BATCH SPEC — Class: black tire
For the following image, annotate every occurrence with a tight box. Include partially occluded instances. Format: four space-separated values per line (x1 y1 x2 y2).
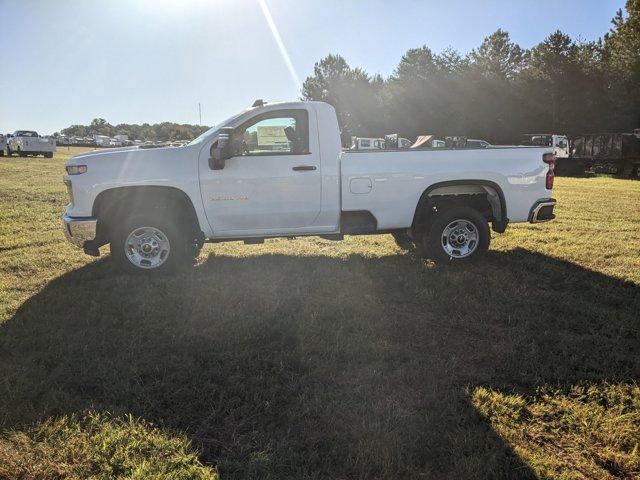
109 212 197 274
18 148 26 157
6 147 12 156
420 206 490 264
0 150 4 157
44 152 53 158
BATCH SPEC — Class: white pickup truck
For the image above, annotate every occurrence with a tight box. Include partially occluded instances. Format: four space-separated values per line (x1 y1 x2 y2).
62 101 557 272
7 130 56 158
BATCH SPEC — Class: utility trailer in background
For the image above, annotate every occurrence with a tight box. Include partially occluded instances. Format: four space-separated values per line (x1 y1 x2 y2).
567 132 640 178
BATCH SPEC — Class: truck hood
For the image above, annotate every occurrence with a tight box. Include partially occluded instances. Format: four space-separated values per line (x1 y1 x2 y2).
71 146 139 157
67 145 194 167
65 145 202 184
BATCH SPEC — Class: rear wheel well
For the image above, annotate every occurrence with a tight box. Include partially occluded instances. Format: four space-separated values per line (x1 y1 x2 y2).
412 182 505 235
92 186 203 247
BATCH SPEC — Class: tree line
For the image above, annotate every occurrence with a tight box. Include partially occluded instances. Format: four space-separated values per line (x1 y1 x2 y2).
301 1 640 144
58 2 638 145
60 118 209 142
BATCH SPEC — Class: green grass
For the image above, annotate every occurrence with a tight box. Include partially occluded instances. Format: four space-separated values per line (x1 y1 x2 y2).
0 148 639 479
0 412 217 480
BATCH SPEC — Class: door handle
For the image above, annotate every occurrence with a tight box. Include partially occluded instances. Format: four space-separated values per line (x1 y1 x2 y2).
292 165 316 171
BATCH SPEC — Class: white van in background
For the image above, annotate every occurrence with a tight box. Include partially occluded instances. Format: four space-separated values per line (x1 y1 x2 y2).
351 137 385 150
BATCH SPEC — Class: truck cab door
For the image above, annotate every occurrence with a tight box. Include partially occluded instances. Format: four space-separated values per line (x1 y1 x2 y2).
198 108 322 236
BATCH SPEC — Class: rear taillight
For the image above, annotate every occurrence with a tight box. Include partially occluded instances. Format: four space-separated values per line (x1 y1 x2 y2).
543 153 556 189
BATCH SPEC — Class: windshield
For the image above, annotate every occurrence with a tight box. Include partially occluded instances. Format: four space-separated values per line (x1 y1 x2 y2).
187 110 249 146
16 130 38 137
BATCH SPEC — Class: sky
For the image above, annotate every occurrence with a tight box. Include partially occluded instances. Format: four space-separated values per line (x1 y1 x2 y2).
0 0 626 134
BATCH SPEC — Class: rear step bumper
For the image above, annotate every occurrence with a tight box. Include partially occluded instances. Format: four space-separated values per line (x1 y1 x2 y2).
529 199 557 223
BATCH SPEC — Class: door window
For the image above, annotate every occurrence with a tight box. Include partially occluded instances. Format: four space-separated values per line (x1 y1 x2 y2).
232 110 309 156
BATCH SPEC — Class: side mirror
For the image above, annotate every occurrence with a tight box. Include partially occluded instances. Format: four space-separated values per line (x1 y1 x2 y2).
209 128 234 170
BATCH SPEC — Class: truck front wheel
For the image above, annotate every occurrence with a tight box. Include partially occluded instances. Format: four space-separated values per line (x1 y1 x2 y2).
110 213 197 273
421 206 490 263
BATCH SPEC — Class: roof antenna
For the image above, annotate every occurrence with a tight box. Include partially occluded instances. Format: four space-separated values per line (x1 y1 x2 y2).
252 99 266 107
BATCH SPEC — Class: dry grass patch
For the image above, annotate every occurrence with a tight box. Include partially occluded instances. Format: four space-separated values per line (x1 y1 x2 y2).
473 384 640 479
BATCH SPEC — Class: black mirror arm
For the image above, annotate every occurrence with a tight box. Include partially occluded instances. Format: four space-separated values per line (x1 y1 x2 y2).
209 146 226 170
209 155 224 170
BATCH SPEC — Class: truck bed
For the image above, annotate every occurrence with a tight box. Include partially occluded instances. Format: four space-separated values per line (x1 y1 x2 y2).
340 146 552 228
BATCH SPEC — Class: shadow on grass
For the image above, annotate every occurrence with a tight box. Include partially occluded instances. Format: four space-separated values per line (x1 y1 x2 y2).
1 248 638 479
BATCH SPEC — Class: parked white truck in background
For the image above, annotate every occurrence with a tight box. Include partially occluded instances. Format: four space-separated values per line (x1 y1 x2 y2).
114 134 129 146
7 131 56 157
94 135 111 147
521 134 569 158
352 136 412 150
62 101 557 273
0 134 6 156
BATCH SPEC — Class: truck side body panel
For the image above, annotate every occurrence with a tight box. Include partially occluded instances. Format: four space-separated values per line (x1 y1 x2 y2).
64 146 211 236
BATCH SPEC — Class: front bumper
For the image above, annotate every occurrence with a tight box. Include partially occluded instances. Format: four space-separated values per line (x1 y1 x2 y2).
61 214 97 248
529 199 557 223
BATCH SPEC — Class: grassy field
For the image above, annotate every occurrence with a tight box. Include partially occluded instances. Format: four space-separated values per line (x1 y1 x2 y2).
0 146 639 479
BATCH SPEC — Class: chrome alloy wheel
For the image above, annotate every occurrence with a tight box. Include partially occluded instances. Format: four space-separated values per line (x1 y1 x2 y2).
124 226 171 269
441 219 479 259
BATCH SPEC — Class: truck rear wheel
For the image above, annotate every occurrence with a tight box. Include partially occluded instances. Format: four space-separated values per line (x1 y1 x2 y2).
110 212 197 273
421 206 490 263
44 152 53 158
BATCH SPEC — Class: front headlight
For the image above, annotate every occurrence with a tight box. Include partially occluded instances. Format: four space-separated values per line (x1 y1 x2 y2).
66 165 87 175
